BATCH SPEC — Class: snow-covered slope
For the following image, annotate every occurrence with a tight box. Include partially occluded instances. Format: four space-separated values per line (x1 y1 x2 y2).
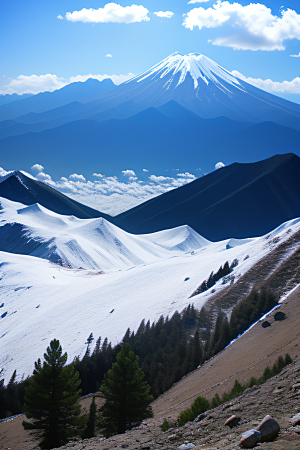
0 197 209 271
128 52 243 93
1 197 300 382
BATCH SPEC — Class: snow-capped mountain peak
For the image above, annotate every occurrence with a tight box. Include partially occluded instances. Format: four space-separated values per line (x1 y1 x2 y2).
128 52 243 92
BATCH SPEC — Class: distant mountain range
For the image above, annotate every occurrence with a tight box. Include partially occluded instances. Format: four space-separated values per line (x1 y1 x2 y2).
1 153 300 241
0 52 299 176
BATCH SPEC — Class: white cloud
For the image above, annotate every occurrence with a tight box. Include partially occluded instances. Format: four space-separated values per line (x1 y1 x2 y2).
183 1 300 51
2 74 66 95
142 168 149 172
149 175 172 182
215 162 225 169
93 173 105 178
106 54 112 57
122 169 136 177
154 11 174 19
66 3 150 24
188 0 210 3
0 73 134 95
57 14 63 20
36 172 52 182
232 70 300 93
31 164 44 173
291 52 300 57
177 172 196 180
1 165 198 215
69 173 86 182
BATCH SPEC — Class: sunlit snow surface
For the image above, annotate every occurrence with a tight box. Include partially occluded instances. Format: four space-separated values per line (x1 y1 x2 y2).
1 197 300 382
127 52 244 92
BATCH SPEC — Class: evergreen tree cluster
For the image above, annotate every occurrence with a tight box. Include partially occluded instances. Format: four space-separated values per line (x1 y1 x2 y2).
0 369 26 419
229 288 278 340
0 287 280 424
191 260 237 297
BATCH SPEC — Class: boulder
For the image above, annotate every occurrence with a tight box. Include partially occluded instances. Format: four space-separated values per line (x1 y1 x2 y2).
225 415 241 428
194 412 207 422
256 415 280 442
291 412 300 426
239 429 261 448
179 444 195 450
262 321 271 328
274 311 286 321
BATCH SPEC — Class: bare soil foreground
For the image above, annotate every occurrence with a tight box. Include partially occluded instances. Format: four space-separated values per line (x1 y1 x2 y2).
1 286 300 450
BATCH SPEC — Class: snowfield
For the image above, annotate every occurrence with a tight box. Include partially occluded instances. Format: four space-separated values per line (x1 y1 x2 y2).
1 197 300 382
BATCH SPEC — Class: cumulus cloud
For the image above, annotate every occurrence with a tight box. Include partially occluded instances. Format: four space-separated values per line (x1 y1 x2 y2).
232 70 300 93
291 52 300 57
183 1 300 51
215 162 225 169
57 14 63 20
0 73 134 95
69 173 86 182
93 173 105 178
149 175 172 182
36 172 52 182
177 172 196 179
66 3 150 24
31 163 44 173
106 54 112 57
1 164 198 215
154 11 174 19
122 169 136 177
142 168 149 172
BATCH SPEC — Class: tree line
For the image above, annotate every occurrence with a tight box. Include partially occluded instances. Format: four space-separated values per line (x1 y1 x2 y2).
0 287 279 423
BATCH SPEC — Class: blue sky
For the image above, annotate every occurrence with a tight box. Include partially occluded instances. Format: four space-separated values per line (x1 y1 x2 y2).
1 0 300 102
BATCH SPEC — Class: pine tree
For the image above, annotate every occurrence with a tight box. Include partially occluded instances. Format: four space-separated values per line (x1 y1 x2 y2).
99 343 153 436
82 395 96 439
22 339 81 449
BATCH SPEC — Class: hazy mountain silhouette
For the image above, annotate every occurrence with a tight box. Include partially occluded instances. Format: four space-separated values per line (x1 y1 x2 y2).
0 78 115 121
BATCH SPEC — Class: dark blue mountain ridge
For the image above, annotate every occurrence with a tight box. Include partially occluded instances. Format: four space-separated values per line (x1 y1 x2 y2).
0 171 109 220
112 153 300 241
1 154 299 242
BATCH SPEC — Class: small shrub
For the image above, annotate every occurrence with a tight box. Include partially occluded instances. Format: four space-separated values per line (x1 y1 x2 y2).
161 419 170 431
178 408 194 426
191 396 210 417
285 353 292 365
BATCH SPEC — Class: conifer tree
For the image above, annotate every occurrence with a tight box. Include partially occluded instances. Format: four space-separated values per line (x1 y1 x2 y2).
22 339 81 449
82 395 96 438
99 343 153 436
